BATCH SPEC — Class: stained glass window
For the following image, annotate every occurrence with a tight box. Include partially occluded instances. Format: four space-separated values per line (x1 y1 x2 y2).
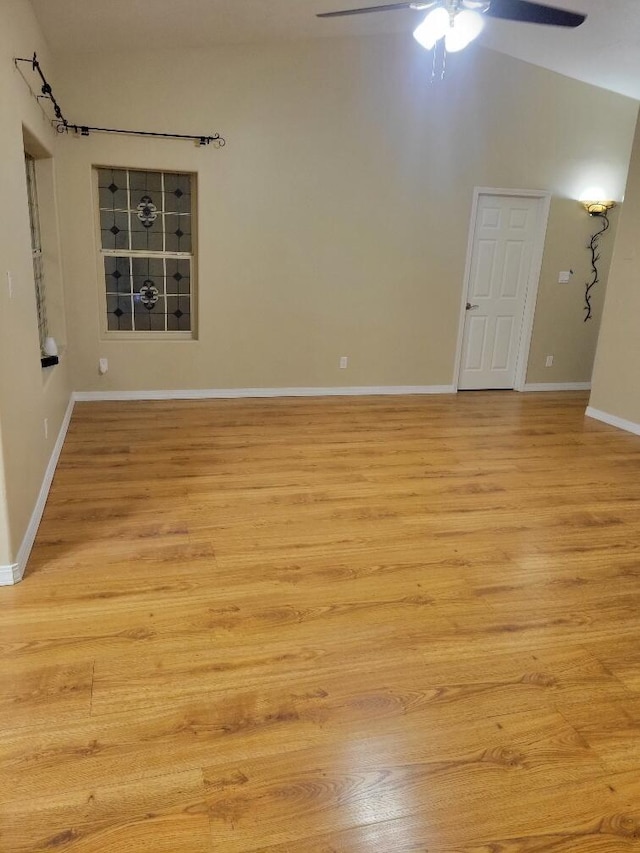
97 168 194 333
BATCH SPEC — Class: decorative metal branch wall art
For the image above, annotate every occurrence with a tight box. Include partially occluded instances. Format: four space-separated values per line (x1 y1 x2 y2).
581 199 616 322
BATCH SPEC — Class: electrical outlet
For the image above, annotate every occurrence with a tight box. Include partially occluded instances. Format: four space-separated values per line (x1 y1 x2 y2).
339 356 348 369
99 358 108 375
558 271 571 284
545 355 554 367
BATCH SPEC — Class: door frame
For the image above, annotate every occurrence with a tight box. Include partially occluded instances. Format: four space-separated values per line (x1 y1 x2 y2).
452 187 551 392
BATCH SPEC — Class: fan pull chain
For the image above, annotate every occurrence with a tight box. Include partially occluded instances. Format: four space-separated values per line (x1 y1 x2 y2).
430 40 446 83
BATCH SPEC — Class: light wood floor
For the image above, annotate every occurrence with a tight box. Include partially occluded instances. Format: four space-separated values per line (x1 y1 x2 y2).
2 392 640 851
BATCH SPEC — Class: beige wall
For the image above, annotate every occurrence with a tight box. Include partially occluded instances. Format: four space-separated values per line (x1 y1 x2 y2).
0 1 72 565
527 197 620 384
0 422 10 566
53 37 636 394
590 112 640 423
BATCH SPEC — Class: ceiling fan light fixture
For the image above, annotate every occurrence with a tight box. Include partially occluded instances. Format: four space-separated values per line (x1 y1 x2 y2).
444 9 484 52
461 0 490 10
413 6 449 50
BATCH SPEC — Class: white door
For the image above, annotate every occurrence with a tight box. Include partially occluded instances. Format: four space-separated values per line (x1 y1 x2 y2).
458 193 543 390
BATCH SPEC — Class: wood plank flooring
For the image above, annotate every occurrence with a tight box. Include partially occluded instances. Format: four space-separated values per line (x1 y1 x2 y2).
2 391 640 851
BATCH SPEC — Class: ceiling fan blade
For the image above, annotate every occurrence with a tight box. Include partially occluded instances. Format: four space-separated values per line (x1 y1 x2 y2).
317 2 417 18
485 0 586 27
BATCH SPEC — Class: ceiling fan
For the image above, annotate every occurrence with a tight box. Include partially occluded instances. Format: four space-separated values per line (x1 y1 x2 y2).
317 1 586 53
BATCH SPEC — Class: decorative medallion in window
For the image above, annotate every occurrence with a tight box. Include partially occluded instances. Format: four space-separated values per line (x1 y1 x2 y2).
97 168 194 333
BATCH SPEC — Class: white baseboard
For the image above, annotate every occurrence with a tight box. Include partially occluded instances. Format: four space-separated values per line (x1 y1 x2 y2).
585 406 640 436
522 382 591 392
0 394 75 586
0 562 21 585
73 385 456 402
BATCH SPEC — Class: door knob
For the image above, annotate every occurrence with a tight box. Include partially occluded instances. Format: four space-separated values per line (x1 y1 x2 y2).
466 303 479 310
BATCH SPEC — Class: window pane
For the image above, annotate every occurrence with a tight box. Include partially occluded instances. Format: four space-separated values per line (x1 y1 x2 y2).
164 214 192 253
131 188 162 221
164 172 192 214
131 219 164 252
33 254 47 349
165 258 191 295
25 156 42 252
131 256 164 280
164 191 191 215
167 295 191 331
99 184 128 211
106 293 133 331
98 168 127 190
98 169 129 212
129 170 162 194
134 295 166 331
104 256 131 294
100 210 130 250
163 172 190 194
132 257 165 303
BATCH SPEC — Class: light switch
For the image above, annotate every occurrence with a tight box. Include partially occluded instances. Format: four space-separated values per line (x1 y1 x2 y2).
558 271 572 284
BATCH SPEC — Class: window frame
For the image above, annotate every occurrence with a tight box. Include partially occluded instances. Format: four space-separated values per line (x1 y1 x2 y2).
25 152 49 355
93 166 197 340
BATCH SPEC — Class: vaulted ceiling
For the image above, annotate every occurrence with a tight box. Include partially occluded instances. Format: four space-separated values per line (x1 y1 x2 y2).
30 0 640 101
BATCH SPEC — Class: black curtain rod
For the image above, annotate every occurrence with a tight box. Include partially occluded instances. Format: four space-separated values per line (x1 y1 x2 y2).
14 54 225 147
16 53 69 127
62 124 223 146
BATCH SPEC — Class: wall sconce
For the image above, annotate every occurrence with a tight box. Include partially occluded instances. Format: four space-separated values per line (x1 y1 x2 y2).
582 199 616 216
580 195 617 321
